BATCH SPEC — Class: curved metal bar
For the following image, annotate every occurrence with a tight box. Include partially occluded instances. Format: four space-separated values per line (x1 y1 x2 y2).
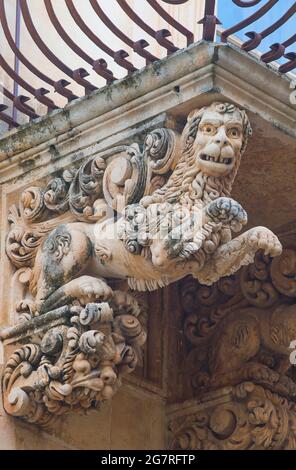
2 86 15 104
221 0 278 42
20 0 75 78
279 52 296 73
261 42 285 62
0 105 20 128
0 53 59 111
117 0 160 39
233 0 262 6
261 34 296 67
2 86 38 120
0 53 35 96
65 0 136 73
117 0 178 54
14 95 39 119
20 0 96 98
242 3 296 51
90 0 158 63
147 0 193 46
0 0 56 88
283 33 296 48
44 0 115 85
44 0 93 66
90 0 134 48
65 0 114 57
160 0 189 4
260 3 296 39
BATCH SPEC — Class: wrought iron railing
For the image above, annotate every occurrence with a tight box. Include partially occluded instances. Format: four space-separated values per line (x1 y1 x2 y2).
0 0 295 129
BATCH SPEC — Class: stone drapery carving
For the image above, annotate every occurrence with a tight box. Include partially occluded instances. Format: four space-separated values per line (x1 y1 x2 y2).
1 102 282 425
169 247 296 450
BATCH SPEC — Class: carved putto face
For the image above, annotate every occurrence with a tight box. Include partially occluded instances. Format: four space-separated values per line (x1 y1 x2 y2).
194 103 245 177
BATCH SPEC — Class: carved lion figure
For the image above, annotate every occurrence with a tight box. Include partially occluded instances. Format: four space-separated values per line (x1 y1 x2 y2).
6 102 282 315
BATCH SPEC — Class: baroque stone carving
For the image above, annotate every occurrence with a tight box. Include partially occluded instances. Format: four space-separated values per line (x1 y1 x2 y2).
169 382 296 450
2 102 282 424
2 292 146 428
174 247 296 450
182 249 296 394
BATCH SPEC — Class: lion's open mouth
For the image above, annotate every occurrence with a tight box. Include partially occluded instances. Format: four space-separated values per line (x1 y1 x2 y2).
200 154 233 165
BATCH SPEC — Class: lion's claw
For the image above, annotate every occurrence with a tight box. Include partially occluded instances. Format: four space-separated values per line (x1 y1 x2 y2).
206 197 247 229
64 275 113 305
248 227 282 257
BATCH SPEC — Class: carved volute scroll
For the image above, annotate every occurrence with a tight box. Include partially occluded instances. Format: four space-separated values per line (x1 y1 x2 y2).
168 382 296 450
170 244 296 450
1 293 146 428
1 102 283 427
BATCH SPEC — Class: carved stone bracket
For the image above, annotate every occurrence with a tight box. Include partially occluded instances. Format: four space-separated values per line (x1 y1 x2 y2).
168 381 296 450
182 247 296 391
174 244 296 449
5 127 180 271
1 291 146 428
1 102 284 429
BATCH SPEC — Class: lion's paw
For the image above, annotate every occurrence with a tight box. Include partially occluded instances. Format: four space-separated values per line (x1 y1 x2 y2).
206 197 247 230
245 363 279 383
247 227 282 257
64 275 113 305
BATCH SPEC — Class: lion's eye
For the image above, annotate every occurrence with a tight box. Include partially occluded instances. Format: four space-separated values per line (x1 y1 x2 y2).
203 125 216 135
228 128 240 138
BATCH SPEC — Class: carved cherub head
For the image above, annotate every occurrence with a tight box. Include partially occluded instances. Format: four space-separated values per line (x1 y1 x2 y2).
190 102 251 177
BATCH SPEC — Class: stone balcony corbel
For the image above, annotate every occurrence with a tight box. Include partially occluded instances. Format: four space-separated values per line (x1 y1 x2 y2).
0 295 146 427
0 41 295 447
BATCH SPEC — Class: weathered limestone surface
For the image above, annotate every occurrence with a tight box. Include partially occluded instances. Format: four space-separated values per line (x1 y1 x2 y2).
0 385 165 450
0 41 295 450
167 250 296 450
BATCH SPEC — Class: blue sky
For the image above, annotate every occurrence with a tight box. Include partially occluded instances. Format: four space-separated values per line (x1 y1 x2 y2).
217 0 295 61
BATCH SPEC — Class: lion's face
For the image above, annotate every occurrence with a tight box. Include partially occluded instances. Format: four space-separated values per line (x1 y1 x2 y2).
194 106 244 177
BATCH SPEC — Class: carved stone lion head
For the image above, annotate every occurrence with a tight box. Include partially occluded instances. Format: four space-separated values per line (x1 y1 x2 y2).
145 102 252 206
186 102 252 178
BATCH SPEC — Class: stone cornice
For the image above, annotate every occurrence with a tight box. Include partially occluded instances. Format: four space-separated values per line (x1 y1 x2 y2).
0 41 295 183
0 41 215 163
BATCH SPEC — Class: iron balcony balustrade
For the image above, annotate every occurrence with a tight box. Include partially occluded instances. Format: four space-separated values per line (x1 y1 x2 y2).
0 0 295 128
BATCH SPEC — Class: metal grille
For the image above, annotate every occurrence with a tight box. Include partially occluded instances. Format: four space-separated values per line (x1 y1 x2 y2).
0 0 295 129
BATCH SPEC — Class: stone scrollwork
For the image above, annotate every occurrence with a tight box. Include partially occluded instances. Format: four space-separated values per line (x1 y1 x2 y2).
169 382 296 450
270 248 296 297
177 245 296 450
2 292 146 428
1 102 283 425
144 127 180 174
182 248 296 392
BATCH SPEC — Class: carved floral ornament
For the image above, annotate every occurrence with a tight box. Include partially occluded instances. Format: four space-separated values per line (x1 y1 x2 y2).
1 102 283 427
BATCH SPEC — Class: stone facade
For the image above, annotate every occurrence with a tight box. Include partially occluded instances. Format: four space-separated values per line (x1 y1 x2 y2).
0 41 296 449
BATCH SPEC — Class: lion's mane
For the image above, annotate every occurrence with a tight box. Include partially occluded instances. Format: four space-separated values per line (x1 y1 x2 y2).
143 102 252 208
